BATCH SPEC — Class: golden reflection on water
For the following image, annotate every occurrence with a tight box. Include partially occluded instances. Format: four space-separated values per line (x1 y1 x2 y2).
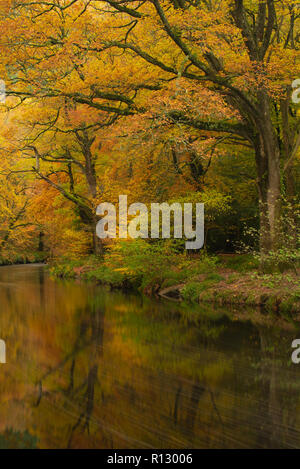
0 264 299 449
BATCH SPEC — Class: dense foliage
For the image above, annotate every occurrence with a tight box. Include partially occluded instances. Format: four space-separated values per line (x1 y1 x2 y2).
0 0 298 269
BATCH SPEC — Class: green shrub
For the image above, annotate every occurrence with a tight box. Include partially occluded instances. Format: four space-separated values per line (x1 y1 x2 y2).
50 240 222 293
181 282 204 304
220 254 259 272
181 273 223 304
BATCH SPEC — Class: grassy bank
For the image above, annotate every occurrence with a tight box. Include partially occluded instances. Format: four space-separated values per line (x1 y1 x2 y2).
49 241 300 317
0 252 47 266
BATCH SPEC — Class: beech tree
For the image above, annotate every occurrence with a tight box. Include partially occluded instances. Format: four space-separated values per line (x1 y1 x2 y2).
91 0 299 257
0 0 298 261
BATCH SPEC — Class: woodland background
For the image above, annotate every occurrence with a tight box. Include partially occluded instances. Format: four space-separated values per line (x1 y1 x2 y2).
0 0 298 275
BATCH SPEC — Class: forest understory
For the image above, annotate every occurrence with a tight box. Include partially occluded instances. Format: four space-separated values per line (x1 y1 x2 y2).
49 249 300 318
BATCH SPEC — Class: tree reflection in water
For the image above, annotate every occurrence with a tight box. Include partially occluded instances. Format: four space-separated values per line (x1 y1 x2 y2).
0 265 299 449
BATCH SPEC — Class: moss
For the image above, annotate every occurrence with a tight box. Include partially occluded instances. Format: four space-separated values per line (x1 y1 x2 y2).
245 293 257 305
181 282 205 304
264 296 277 313
220 254 259 273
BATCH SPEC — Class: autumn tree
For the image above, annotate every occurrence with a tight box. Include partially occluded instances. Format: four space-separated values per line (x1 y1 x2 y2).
0 0 299 262
0 165 36 260
91 0 300 256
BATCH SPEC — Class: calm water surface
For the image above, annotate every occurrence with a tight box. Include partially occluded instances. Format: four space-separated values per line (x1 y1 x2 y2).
0 264 299 449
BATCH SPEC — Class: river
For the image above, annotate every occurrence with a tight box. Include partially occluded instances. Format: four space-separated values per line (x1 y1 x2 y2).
0 264 299 449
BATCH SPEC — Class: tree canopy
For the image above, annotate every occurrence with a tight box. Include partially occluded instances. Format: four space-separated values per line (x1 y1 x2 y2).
0 0 298 262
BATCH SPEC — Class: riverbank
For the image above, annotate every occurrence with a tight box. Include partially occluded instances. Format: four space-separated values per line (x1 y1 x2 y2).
0 253 46 267
49 242 300 318
178 269 300 317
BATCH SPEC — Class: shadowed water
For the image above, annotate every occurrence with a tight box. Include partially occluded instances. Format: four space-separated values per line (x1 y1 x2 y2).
0 264 299 449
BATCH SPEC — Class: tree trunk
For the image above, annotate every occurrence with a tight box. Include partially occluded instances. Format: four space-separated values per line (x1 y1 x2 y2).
91 219 103 257
38 231 44 252
77 206 103 257
280 96 298 250
255 144 281 255
285 168 297 249
255 93 282 261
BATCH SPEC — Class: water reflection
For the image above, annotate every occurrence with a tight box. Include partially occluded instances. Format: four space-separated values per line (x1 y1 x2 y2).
0 264 299 448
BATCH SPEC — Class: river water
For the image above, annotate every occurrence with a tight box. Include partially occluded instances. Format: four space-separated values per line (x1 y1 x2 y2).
0 264 299 449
